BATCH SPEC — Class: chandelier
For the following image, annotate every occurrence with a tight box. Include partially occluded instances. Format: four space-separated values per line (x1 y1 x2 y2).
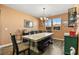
40 8 48 21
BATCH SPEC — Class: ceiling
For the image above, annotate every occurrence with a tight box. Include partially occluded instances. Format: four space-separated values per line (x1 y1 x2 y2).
5 4 74 18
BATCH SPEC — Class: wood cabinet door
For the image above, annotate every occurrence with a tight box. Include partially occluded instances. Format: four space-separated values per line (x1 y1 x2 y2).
64 36 78 55
64 36 71 54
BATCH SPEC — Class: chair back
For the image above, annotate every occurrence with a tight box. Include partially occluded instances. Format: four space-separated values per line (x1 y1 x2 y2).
30 31 34 34
39 30 42 33
10 33 19 53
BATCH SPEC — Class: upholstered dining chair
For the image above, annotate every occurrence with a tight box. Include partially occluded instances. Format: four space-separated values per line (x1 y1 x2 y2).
10 33 29 55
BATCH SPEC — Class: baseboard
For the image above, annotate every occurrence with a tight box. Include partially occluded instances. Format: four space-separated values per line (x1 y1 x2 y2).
0 41 22 49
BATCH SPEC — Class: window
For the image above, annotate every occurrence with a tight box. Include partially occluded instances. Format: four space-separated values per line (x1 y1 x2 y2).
53 18 61 30
45 19 52 27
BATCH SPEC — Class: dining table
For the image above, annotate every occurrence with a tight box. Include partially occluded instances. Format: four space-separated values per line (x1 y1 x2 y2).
22 32 53 54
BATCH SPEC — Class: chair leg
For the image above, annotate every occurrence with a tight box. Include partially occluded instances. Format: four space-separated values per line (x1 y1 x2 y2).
13 48 15 55
16 52 19 55
23 51 26 54
15 50 19 55
28 48 30 55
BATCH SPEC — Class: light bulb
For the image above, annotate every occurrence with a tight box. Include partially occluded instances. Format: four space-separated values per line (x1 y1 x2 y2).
40 17 43 20
44 17 47 20
46 18 48 20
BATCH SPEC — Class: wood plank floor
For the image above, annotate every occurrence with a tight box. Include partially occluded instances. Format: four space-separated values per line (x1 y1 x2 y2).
0 40 64 55
43 39 64 55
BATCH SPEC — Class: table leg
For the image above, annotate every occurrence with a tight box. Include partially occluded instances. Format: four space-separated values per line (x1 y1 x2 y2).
28 40 31 55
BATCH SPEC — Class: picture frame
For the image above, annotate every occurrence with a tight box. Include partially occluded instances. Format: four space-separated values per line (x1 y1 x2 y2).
24 20 33 28
68 7 77 27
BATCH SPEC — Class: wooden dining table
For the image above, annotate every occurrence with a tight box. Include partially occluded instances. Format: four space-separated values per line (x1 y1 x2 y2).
22 32 53 54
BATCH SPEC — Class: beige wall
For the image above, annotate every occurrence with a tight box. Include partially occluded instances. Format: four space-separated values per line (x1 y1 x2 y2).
49 13 74 40
0 10 2 45
74 5 79 34
74 4 79 55
39 13 74 40
0 5 39 45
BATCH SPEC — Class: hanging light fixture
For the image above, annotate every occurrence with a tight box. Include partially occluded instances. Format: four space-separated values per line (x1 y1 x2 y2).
40 8 48 21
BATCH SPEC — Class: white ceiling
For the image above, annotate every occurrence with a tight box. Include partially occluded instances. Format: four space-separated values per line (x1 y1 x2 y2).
5 4 74 18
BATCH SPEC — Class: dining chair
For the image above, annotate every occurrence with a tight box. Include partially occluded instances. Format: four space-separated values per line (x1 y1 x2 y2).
34 31 38 34
22 32 29 43
30 31 35 34
10 33 29 55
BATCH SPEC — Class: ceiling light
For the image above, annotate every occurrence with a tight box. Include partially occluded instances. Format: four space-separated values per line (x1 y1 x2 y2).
40 8 48 21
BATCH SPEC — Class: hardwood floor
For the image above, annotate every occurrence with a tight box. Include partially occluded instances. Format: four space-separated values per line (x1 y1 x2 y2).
43 39 64 55
0 40 64 55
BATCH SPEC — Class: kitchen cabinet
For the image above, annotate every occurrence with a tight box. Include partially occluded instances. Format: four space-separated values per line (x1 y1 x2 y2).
64 35 78 55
